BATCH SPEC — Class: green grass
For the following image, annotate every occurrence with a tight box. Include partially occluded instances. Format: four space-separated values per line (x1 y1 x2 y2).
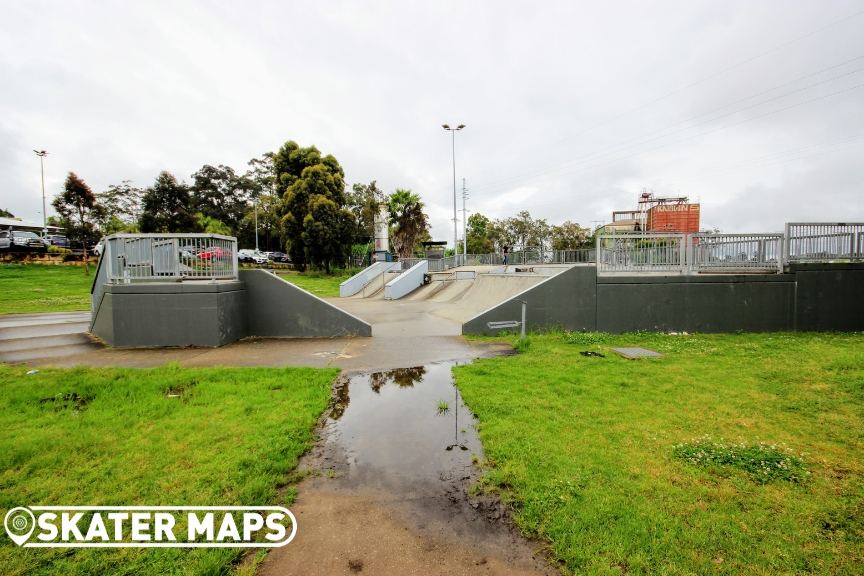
0 363 338 575
276 268 361 298
454 331 864 575
0 264 93 314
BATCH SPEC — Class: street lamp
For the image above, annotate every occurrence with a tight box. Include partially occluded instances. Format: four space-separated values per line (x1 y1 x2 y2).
442 124 465 260
33 150 48 237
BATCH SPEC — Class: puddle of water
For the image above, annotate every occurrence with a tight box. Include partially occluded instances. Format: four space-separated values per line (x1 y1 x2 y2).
327 361 482 479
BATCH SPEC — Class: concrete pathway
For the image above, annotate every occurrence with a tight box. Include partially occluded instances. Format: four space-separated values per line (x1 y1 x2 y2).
2 299 512 372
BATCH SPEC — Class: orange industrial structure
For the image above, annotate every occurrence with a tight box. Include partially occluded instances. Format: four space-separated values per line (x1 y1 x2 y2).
600 190 700 233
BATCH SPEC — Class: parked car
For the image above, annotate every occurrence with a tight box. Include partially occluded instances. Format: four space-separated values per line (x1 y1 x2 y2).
198 247 232 260
268 251 289 263
46 234 71 248
0 229 49 252
93 239 104 256
238 249 268 264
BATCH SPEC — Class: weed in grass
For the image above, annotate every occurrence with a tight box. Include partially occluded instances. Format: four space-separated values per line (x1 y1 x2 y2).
562 331 614 346
673 435 810 484
513 335 532 351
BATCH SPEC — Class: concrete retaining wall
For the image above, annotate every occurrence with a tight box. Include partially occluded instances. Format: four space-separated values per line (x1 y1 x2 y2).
93 281 247 347
91 269 371 347
463 263 864 335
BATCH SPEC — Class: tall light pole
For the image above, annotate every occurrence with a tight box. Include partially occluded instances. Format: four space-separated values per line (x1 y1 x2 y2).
442 124 465 259
33 150 48 237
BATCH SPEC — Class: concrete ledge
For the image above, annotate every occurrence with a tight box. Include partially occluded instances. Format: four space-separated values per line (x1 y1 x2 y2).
104 281 245 293
597 273 790 283
242 270 371 337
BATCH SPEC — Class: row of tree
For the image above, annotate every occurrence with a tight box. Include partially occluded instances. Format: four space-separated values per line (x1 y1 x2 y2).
48 141 437 272
46 140 594 273
461 210 593 255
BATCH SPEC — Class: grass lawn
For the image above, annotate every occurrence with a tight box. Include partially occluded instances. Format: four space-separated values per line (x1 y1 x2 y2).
276 269 360 299
0 264 93 314
455 331 864 575
0 363 338 575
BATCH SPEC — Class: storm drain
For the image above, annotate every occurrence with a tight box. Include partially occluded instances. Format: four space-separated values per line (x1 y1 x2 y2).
609 347 665 359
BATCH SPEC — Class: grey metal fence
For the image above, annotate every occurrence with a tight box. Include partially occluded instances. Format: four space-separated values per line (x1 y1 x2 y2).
785 222 864 263
690 233 783 273
553 249 596 263
104 234 238 282
597 234 687 274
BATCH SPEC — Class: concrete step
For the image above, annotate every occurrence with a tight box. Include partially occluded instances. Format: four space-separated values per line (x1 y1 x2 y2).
0 322 90 341
0 332 96 353
0 341 103 363
0 311 91 329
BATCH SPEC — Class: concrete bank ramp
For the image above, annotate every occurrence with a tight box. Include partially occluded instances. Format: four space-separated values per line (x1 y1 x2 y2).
243 270 371 337
430 274 547 323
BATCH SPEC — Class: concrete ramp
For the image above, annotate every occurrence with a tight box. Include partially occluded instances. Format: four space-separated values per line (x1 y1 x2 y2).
430 274 547 323
243 270 371 337
340 262 400 297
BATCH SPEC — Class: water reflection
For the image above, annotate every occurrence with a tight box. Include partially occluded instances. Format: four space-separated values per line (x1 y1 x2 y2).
369 367 426 393
327 362 482 478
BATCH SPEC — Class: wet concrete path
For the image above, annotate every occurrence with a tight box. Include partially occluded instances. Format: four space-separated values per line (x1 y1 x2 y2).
261 362 555 576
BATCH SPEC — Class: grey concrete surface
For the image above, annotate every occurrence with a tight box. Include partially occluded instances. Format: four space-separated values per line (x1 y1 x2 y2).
463 263 863 335
463 266 597 335
242 269 371 337
92 281 247 347
0 312 102 363
791 263 864 331
15 293 511 371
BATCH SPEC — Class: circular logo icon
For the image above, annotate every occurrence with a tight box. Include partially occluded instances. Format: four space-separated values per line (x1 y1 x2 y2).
4 507 36 546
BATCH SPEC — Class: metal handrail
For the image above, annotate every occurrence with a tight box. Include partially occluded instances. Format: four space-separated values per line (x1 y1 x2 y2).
104 233 238 282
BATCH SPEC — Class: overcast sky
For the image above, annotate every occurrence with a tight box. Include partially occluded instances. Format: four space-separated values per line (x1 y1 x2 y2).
2 1 862 244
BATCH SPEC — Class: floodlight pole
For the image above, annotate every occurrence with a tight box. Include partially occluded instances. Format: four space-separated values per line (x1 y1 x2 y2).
34 150 48 237
254 198 259 252
461 178 468 257
442 124 465 262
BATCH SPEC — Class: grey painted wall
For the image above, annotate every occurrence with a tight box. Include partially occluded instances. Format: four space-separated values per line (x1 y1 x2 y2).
95 281 246 347
463 266 597 335
791 263 864 331
90 269 371 348
241 269 371 337
462 263 863 335
596 275 794 333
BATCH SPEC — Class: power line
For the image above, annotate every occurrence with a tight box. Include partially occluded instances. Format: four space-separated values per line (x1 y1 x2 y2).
472 61 864 193
487 138 864 215
469 8 864 178
467 82 864 197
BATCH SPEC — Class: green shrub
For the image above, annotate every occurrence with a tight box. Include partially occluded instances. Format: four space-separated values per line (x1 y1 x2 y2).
47 245 72 254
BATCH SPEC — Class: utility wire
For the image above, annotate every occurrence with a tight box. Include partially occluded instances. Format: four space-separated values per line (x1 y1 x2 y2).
467 82 864 197
488 139 864 214
472 62 864 192
469 8 864 178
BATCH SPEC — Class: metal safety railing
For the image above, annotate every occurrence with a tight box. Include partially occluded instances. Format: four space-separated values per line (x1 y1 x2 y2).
103 233 238 282
597 233 785 275
553 249 596 264
690 234 783 273
598 234 688 274
785 223 864 263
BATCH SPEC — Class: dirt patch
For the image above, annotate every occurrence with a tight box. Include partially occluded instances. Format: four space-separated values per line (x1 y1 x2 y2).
259 363 556 576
